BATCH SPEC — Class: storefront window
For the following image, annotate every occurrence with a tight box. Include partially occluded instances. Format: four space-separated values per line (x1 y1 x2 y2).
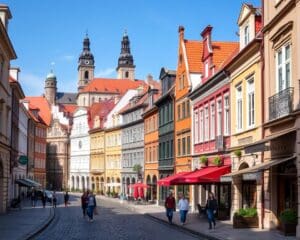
242 181 257 208
177 185 190 201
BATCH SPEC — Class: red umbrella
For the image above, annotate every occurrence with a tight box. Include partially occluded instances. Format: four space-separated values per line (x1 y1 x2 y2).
139 187 144 199
133 186 139 199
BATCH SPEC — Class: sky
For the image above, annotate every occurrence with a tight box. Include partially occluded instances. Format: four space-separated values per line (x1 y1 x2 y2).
4 0 261 96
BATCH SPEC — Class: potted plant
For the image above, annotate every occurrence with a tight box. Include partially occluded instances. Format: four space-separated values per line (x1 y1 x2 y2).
200 155 208 167
233 208 258 228
234 149 242 158
213 156 222 166
280 209 297 236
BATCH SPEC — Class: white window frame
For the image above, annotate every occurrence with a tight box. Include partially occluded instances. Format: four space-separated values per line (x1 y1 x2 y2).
194 110 199 144
246 76 255 128
210 101 215 140
276 43 291 92
199 108 204 143
244 25 250 46
236 84 243 132
204 105 209 141
216 98 222 136
223 94 230 136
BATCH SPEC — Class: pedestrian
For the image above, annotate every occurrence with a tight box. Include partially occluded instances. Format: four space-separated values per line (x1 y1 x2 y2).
165 191 176 224
81 191 88 218
52 191 57 208
64 191 69 207
206 192 218 229
178 192 189 225
41 191 46 208
31 189 36 207
86 191 97 222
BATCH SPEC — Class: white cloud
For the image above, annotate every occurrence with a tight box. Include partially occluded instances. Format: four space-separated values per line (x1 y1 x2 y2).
19 72 45 96
60 55 75 61
95 68 115 77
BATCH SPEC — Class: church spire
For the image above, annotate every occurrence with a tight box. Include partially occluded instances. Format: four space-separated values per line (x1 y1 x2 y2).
78 34 95 91
116 30 135 80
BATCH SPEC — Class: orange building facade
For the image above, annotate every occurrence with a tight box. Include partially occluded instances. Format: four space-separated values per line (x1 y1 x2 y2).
143 107 159 201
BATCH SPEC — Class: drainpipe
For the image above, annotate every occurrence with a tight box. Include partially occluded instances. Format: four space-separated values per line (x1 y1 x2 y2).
260 0 265 230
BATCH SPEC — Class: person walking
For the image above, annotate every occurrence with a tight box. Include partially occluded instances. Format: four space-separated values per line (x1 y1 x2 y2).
81 191 88 218
41 191 46 208
87 191 97 222
206 191 218 229
64 191 69 207
165 191 176 224
52 191 57 208
31 189 36 207
178 193 189 226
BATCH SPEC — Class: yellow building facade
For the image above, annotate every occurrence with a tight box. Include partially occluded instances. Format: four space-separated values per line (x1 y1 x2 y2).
90 129 105 194
105 127 122 195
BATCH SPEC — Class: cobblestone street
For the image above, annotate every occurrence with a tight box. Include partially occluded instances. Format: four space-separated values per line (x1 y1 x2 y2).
35 194 202 240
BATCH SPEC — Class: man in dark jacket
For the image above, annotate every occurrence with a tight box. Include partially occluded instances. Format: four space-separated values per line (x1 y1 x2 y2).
165 191 176 224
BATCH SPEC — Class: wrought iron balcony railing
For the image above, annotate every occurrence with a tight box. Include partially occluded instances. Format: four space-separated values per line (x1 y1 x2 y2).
269 87 294 121
158 158 174 169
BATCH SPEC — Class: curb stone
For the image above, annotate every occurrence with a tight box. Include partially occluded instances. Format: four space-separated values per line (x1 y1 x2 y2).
23 207 55 240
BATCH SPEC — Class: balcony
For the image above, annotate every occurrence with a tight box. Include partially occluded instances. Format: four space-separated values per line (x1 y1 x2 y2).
216 135 225 151
158 158 174 170
269 87 293 121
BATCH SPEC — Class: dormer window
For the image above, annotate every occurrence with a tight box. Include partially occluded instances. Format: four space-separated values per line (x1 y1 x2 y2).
244 25 250 46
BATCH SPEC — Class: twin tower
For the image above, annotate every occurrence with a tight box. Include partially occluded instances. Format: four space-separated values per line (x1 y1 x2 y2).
44 31 136 105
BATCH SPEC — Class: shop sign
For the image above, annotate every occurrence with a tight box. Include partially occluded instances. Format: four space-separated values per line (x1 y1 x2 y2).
220 176 232 182
244 143 268 154
18 155 28 165
243 173 258 181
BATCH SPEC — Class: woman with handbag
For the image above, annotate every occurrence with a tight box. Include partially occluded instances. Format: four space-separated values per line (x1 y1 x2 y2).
206 192 218 229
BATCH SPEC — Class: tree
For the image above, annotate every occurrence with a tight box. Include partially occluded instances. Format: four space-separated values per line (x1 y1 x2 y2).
133 164 143 179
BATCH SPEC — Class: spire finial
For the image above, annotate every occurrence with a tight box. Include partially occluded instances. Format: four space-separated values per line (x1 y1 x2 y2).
50 62 55 73
85 29 88 38
123 29 127 37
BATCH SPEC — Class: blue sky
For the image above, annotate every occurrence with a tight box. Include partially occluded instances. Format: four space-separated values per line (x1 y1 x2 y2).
4 0 260 96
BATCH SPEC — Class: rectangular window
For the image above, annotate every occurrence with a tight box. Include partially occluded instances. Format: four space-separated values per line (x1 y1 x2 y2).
170 102 173 121
247 77 255 127
187 136 190 155
164 105 168 123
210 102 215 140
186 100 190 117
177 104 181 120
182 102 186 119
200 109 204 142
194 111 199 143
159 143 162 159
204 106 209 141
236 85 243 131
177 139 181 156
244 25 249 46
168 103 172 122
224 95 230 136
162 142 166 159
170 139 173 158
276 44 291 92
182 137 186 155
217 99 222 136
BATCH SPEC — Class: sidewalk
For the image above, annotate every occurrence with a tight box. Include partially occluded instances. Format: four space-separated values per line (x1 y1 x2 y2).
98 195 297 240
0 198 54 240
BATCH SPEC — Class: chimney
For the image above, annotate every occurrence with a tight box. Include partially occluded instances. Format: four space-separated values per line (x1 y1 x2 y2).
201 25 213 61
0 4 12 29
9 67 20 81
178 26 185 40
146 74 153 83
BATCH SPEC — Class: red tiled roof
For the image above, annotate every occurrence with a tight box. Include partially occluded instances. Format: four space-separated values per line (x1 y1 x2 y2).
59 104 77 117
80 78 146 94
184 40 204 73
119 89 148 115
212 41 239 70
25 96 51 126
88 100 115 129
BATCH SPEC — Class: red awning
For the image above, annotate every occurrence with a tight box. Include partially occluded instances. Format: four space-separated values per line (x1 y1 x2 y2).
128 183 149 188
157 172 190 186
174 166 231 185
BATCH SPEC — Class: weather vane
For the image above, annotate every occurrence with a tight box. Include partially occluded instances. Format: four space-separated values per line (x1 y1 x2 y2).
50 62 55 73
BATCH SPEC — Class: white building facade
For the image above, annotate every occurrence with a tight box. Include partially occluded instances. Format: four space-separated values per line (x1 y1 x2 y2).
69 108 91 191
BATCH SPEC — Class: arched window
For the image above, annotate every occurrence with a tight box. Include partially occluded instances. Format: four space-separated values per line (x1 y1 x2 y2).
125 71 129 78
84 70 89 79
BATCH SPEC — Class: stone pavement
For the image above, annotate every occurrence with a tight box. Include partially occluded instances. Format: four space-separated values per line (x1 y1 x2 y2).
0 197 54 240
97 195 297 240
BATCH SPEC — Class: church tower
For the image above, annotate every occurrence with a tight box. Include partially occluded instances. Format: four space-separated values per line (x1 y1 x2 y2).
116 30 135 80
78 34 95 91
44 70 57 105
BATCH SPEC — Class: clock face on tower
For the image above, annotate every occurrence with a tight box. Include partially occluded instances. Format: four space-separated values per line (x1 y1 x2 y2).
85 60 89 64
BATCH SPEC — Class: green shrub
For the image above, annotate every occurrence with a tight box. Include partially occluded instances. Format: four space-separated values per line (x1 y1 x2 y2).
213 156 222 166
234 149 242 158
280 209 297 224
234 208 257 217
200 155 208 164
